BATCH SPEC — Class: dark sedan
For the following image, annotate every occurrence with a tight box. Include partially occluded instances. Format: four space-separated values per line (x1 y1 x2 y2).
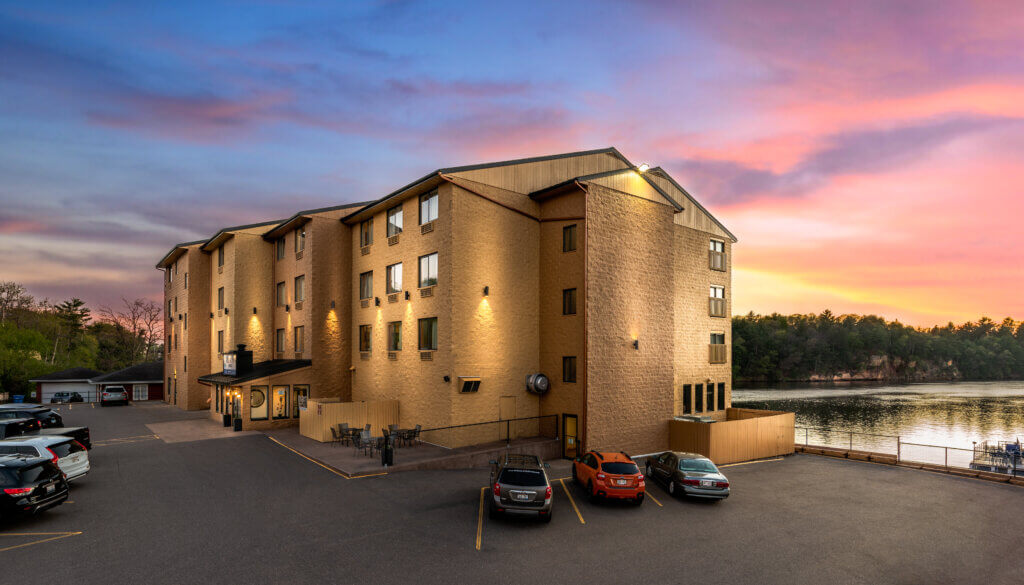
0 405 64 428
0 455 69 519
644 451 730 500
0 419 38 439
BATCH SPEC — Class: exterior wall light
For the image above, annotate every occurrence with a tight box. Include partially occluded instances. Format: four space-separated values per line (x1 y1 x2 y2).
209 312 214 319
483 285 489 296
404 291 410 300
285 304 290 312
252 307 257 315
330 300 335 308
633 339 639 350
224 307 229 315
375 297 381 306
637 163 650 173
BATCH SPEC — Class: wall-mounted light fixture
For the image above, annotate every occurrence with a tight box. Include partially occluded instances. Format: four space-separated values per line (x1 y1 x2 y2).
375 297 381 306
404 291 410 300
224 307 229 315
637 163 650 173
633 339 639 350
252 307 257 315
330 300 336 309
209 312 214 319
285 304 290 312
483 285 489 296
443 375 451 383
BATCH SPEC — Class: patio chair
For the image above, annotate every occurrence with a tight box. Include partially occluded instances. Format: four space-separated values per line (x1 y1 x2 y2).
337 423 350 446
355 430 375 456
405 424 421 447
329 426 341 447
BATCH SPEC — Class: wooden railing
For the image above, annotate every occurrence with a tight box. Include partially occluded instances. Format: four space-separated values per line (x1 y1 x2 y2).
709 250 726 271
709 343 727 364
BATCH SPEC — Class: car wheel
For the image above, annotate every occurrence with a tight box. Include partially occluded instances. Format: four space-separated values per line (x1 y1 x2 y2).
634 493 644 506
571 464 578 484
645 463 652 479
488 501 499 520
668 481 676 497
541 512 552 524
587 481 599 504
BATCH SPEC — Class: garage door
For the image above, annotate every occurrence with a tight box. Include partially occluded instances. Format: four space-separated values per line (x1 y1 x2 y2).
41 382 95 403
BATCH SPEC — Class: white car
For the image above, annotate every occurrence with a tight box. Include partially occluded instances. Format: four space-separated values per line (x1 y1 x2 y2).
100 386 129 406
0 436 90 481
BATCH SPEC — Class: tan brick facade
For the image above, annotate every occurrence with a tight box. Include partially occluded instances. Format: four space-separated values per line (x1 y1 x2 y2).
158 148 736 452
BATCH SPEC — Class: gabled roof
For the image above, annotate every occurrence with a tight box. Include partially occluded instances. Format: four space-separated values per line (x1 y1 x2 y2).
29 367 105 383
528 168 683 210
197 359 311 385
200 219 284 252
341 147 633 224
91 361 163 384
155 239 206 269
647 167 737 242
263 202 371 240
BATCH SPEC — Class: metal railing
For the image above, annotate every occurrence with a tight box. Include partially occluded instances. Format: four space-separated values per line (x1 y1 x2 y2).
795 426 1020 477
418 415 558 450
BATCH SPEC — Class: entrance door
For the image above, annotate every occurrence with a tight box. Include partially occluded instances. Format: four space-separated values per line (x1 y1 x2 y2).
499 396 516 441
563 414 578 459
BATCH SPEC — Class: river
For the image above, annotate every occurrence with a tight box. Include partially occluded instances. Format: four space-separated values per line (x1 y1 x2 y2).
732 380 1024 468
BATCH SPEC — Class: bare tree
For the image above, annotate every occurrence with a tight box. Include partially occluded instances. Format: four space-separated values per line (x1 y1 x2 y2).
0 281 34 323
98 297 164 362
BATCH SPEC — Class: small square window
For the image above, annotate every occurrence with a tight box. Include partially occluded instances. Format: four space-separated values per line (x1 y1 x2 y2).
562 356 577 383
563 224 577 252
562 288 577 315
710 286 725 299
710 333 725 345
710 239 725 253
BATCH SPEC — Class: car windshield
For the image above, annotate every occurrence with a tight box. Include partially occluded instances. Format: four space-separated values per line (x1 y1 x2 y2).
498 468 546 486
601 462 639 475
679 459 719 473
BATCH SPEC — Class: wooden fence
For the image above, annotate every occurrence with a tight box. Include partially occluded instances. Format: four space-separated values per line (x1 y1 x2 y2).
669 408 794 465
299 398 400 443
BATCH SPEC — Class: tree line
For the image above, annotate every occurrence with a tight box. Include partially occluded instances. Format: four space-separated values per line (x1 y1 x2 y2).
0 281 163 396
732 311 1024 383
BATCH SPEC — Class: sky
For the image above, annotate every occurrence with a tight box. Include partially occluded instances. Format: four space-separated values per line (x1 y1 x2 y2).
1 0 1022 327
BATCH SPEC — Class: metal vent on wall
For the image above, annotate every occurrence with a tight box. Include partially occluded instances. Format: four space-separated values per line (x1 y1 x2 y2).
420 287 434 298
361 246 371 256
421 222 434 234
387 293 398 303
388 235 400 246
525 373 550 395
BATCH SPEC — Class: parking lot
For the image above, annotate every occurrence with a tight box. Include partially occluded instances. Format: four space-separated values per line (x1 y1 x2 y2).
3 402 1023 584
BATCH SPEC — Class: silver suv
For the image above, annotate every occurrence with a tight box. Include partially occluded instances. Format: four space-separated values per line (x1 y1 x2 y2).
488 453 552 522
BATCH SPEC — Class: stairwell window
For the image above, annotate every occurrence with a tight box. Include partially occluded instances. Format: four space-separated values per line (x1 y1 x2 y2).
359 271 373 300
387 205 403 236
294 275 306 303
294 326 304 353
217 330 224 354
217 246 225 268
562 288 577 315
386 263 402 293
184 273 188 289
359 325 372 352
563 224 577 252
276 328 285 353
295 227 306 253
276 282 286 306
562 356 577 383
217 287 224 310
419 190 438 224
418 253 437 288
360 219 373 247
387 321 402 351
418 317 437 351
276 238 285 260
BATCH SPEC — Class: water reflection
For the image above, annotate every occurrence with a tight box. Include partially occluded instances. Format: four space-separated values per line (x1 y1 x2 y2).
733 381 1024 451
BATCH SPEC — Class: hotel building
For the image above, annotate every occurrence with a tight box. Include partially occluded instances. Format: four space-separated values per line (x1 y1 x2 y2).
157 148 736 456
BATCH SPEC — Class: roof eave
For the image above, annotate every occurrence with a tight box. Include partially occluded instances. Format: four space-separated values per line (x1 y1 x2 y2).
341 173 445 225
649 167 738 242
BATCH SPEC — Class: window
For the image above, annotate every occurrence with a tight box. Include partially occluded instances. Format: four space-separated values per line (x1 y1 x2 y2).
276 282 286 306
250 386 268 421
183 313 187 329
217 330 224 354
710 333 727 363
217 246 225 267
419 190 438 224
710 240 725 253
562 288 577 315
682 384 692 414
217 287 225 310
359 325 372 352
418 253 437 288
167 299 172 315
293 385 308 418
183 356 187 372
294 326 304 353
174 333 178 350
294 275 305 302
387 205 403 236
386 263 402 293
711 333 725 345
710 286 725 299
709 239 726 271
563 356 577 383
276 238 285 260
418 317 437 351
272 385 289 419
563 224 577 252
695 383 704 411
276 328 285 353
174 296 178 312
184 273 188 289
387 321 402 351
709 286 727 317
295 227 306 253
360 219 373 247
717 382 726 410
707 384 715 412
359 271 373 300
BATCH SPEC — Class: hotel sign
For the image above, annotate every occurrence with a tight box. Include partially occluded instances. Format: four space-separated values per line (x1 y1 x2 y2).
223 353 237 376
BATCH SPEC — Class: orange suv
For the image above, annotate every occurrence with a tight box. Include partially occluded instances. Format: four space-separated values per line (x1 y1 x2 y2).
572 451 645 505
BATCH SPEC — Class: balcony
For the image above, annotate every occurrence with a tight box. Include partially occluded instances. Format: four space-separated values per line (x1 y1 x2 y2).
709 297 727 318
709 344 727 364
709 250 727 272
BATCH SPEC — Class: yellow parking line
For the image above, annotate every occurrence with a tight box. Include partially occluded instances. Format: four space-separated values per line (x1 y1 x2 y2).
267 436 386 480
721 458 783 468
646 491 663 507
476 487 486 551
559 478 585 524
0 532 82 553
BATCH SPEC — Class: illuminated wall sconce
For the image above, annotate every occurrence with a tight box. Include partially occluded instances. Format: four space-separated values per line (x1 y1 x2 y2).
483 285 489 296
404 291 410 300
330 300 335 308
637 163 650 173
285 304 290 312
252 307 257 315
443 375 451 383
209 312 214 319
375 297 381 306
632 339 639 350
224 307 229 315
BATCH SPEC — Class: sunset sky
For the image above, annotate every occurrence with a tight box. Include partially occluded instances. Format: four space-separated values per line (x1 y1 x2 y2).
1 1 1022 326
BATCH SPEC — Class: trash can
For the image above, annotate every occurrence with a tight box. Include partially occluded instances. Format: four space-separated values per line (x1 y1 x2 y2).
12 395 25 404
223 414 231 427
381 433 394 466
233 418 243 432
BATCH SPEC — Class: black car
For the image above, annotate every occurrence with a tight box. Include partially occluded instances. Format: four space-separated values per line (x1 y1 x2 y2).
0 455 69 519
50 392 84 403
0 419 37 439
0 405 64 428
33 426 92 450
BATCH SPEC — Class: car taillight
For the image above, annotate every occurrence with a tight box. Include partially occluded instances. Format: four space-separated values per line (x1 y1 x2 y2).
636 474 644 481
596 473 606 480
682 478 701 486
46 447 59 464
716 481 729 488
3 487 33 495
74 440 86 451
544 486 552 500
492 483 500 497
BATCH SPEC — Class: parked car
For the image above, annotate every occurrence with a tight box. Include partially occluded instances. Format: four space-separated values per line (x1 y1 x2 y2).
50 392 84 403
488 453 553 522
0 436 90 481
31 426 92 450
0 405 64 428
572 451 645 505
0 455 69 519
644 451 730 500
100 386 129 406
0 419 38 440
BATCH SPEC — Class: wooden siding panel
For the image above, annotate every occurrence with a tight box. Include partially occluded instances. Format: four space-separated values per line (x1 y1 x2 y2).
300 398 400 443
669 409 794 464
448 152 628 194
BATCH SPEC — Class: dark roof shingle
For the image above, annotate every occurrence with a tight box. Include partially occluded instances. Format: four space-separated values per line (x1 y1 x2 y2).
91 362 163 384
29 367 105 382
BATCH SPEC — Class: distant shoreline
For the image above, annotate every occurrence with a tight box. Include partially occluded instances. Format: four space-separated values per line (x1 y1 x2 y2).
733 377 1024 390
